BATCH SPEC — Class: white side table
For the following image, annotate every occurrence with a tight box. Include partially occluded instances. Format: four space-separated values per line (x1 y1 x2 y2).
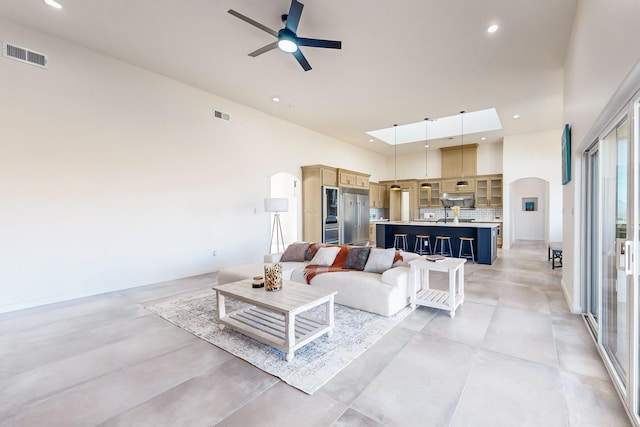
409 257 466 318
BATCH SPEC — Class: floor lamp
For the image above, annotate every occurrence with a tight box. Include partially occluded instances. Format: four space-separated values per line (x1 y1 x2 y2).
265 198 288 254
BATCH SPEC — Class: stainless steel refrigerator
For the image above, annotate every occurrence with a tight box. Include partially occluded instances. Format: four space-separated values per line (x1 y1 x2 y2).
341 188 370 245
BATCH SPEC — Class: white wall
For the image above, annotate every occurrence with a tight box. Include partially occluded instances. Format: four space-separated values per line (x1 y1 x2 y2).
511 178 547 241
502 130 563 249
388 141 503 181
562 0 640 312
0 19 386 312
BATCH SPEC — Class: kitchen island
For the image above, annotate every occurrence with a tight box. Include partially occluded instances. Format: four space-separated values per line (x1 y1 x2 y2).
376 221 499 265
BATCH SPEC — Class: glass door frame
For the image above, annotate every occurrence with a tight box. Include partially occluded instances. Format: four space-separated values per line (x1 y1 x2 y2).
583 95 639 424
583 142 600 336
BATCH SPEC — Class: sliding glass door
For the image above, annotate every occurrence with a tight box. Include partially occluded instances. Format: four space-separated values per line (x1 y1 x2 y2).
585 96 639 423
601 116 630 386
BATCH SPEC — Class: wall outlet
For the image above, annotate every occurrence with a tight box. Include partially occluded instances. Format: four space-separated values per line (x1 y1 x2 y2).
212 250 217 256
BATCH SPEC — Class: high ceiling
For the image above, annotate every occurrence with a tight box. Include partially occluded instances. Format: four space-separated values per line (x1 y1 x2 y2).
0 0 579 155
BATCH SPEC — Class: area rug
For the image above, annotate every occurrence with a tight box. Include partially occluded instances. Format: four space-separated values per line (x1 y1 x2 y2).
146 288 412 394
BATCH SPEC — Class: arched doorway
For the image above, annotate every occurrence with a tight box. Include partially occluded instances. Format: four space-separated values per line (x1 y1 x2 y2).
269 172 299 252
510 177 549 242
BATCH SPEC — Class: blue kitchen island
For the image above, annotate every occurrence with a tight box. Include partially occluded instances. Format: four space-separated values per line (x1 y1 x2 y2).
376 221 499 265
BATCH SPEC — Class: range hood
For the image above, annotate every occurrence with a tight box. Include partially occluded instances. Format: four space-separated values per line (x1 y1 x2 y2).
440 192 475 209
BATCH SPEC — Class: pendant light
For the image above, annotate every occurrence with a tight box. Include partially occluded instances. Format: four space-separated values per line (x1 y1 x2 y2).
390 124 401 191
420 118 432 189
456 110 469 187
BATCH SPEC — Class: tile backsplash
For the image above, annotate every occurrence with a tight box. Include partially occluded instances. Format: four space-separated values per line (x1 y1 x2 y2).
418 207 503 221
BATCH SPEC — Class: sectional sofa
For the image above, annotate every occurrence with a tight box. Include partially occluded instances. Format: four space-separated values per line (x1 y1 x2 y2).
217 242 421 316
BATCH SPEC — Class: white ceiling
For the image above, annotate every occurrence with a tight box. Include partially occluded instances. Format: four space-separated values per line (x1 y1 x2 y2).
0 0 579 155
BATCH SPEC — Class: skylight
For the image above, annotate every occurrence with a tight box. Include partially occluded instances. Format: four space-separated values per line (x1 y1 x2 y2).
366 108 502 145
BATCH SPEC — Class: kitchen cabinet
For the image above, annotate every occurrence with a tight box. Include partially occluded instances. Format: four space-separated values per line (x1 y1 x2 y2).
369 223 376 245
418 180 441 207
441 178 475 193
370 182 389 208
381 179 418 221
429 181 441 206
338 168 370 189
440 144 478 178
301 165 338 242
475 174 503 207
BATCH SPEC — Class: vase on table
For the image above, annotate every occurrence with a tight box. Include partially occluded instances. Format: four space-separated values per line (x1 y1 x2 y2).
453 217 459 224
264 263 283 291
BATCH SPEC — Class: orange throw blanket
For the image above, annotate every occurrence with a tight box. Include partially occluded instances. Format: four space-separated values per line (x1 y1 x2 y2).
302 245 403 284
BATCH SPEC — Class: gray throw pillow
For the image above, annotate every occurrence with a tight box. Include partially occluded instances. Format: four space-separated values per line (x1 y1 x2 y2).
343 247 371 271
364 248 396 273
280 242 310 262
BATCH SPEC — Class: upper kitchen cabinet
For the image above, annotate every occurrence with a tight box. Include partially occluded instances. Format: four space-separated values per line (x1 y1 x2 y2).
369 182 388 208
418 180 441 207
440 144 478 179
441 178 475 193
338 168 370 189
475 174 503 207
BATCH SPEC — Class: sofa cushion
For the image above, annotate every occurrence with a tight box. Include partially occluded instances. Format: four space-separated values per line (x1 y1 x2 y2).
364 248 396 273
343 246 371 271
309 246 341 266
280 242 310 262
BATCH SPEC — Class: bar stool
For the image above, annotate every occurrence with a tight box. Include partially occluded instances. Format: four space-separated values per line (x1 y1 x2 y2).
458 237 476 263
393 234 408 251
414 234 432 255
434 236 452 256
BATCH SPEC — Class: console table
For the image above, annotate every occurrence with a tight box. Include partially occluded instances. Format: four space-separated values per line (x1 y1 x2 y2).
408 257 466 318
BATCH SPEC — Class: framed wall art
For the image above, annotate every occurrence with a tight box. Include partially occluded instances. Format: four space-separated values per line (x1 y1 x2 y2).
522 197 538 212
562 124 571 185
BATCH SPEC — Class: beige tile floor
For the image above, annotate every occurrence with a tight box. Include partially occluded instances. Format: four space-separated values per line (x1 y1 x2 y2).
0 241 631 426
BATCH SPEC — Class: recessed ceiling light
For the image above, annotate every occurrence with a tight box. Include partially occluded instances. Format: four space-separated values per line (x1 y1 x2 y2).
424 144 429 148
513 114 520 119
272 97 280 102
481 137 487 140
487 24 499 33
44 0 62 9
369 139 374 143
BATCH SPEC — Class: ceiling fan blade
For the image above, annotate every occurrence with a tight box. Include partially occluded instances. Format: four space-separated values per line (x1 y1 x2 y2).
297 38 342 49
292 49 312 71
249 42 279 57
285 0 304 33
228 9 278 38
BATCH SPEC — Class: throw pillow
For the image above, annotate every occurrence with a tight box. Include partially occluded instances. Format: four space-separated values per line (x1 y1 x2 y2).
309 246 341 266
364 247 397 273
305 243 325 261
343 247 371 271
280 242 310 262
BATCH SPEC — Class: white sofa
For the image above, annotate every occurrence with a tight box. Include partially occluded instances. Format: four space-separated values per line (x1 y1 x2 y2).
217 250 420 317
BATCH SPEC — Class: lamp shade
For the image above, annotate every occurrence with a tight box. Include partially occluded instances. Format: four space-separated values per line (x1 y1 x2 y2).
264 198 289 213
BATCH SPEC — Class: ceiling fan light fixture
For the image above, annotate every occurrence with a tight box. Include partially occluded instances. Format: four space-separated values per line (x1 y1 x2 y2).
277 37 298 53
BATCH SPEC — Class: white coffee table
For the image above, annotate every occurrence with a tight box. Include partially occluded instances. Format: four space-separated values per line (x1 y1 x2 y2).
213 279 337 362
409 257 466 318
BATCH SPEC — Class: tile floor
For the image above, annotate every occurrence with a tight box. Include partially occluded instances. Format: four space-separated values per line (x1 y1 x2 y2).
0 241 632 426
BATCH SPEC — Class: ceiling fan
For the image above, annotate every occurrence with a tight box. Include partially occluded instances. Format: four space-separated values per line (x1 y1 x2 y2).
228 0 342 71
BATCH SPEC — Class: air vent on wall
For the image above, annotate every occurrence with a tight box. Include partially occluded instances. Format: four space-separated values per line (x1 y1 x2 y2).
2 41 48 68
213 110 230 121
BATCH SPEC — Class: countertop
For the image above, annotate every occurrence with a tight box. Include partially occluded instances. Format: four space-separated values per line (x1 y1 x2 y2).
377 221 499 228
